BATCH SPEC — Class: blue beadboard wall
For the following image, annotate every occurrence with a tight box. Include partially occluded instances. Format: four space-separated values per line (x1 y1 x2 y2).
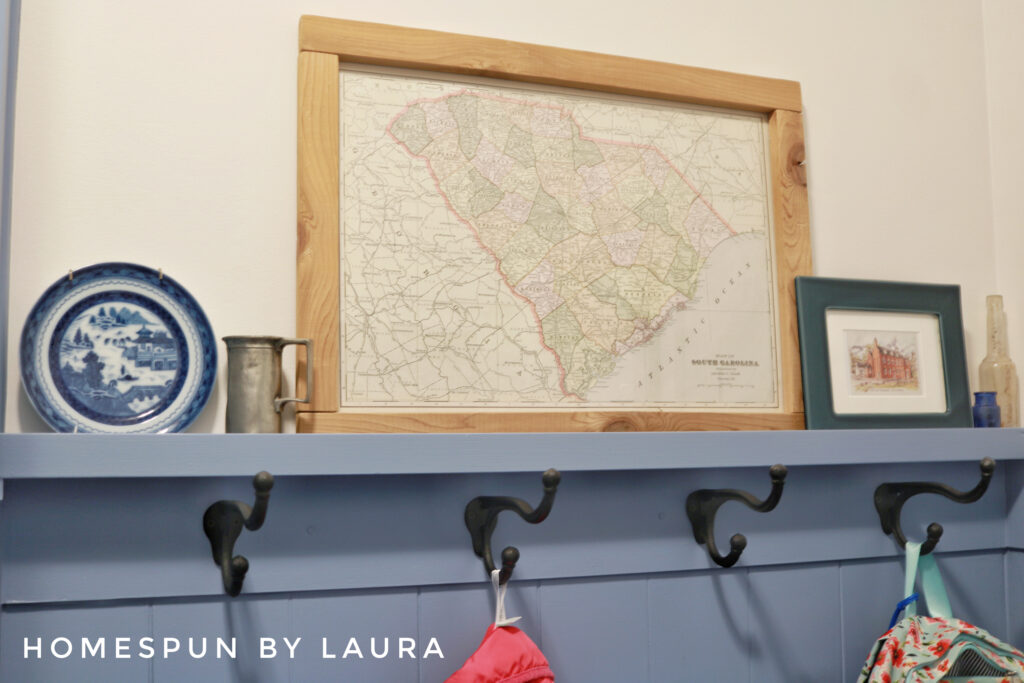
0 432 1021 682
0 552 1014 682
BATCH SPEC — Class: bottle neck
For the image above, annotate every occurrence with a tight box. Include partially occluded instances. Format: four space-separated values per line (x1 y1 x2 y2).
986 302 1009 358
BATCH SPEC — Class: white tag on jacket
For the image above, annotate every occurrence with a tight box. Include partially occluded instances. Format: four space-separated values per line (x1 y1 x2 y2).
491 569 522 627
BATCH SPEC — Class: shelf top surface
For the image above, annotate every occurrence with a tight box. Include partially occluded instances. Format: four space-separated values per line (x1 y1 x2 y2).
0 428 1021 479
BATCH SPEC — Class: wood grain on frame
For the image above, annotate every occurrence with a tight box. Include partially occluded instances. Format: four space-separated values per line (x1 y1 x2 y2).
297 17 812 432
299 16 801 114
769 110 812 415
297 50 340 411
296 411 805 434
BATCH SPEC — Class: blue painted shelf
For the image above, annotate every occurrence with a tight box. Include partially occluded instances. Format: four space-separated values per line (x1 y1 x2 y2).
0 428 1022 479
1 426 1022 683
0 427 1020 605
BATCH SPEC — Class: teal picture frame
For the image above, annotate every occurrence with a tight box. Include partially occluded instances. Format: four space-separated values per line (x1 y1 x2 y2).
795 276 972 429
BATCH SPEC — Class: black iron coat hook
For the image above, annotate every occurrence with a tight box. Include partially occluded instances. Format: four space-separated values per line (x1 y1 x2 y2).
686 464 787 568
874 457 995 555
203 471 274 597
465 469 560 585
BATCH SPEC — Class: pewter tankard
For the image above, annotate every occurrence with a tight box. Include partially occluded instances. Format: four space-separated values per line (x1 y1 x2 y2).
223 336 313 433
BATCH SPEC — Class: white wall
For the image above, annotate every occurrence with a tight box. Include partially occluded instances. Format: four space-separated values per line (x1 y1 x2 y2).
984 0 1024 381
3 0 1013 431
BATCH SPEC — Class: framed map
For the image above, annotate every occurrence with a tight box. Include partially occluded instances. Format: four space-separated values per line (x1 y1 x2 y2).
297 16 812 432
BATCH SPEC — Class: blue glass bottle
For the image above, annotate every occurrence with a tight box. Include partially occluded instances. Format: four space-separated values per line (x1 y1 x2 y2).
973 391 1000 427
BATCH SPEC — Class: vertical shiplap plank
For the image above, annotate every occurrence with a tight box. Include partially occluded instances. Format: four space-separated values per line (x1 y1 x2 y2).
747 564 842 682
938 551 1008 638
648 570 750 682
839 557 904 681
290 588 420 682
1 604 151 682
151 597 289 683
0 494 5 656
1007 551 1024 646
0 503 3 653
418 581 540 683
538 576 648 683
1006 461 1024 549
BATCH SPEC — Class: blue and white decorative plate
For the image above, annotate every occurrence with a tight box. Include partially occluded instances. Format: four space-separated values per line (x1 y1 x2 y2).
20 263 216 433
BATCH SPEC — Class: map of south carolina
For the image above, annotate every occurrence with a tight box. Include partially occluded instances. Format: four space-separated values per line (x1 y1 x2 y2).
388 90 737 398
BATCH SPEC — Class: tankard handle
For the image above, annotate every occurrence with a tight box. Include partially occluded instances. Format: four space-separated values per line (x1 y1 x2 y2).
273 338 314 413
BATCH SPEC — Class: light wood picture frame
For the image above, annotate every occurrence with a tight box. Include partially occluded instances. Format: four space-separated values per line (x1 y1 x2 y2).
297 16 812 433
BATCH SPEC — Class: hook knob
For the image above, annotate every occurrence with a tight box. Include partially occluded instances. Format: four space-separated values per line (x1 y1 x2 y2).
542 469 561 491
980 457 996 477
921 523 944 555
498 546 520 585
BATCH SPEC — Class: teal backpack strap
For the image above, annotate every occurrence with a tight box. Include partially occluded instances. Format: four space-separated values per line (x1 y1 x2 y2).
903 542 920 617
918 551 952 618
904 541 952 618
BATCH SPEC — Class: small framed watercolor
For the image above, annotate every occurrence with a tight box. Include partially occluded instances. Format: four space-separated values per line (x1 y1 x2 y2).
795 277 970 429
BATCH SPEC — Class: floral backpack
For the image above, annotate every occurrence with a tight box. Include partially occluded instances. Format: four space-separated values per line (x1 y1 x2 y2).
858 542 1024 682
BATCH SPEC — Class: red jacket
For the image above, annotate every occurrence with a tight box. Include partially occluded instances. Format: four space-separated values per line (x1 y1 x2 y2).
446 625 554 683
